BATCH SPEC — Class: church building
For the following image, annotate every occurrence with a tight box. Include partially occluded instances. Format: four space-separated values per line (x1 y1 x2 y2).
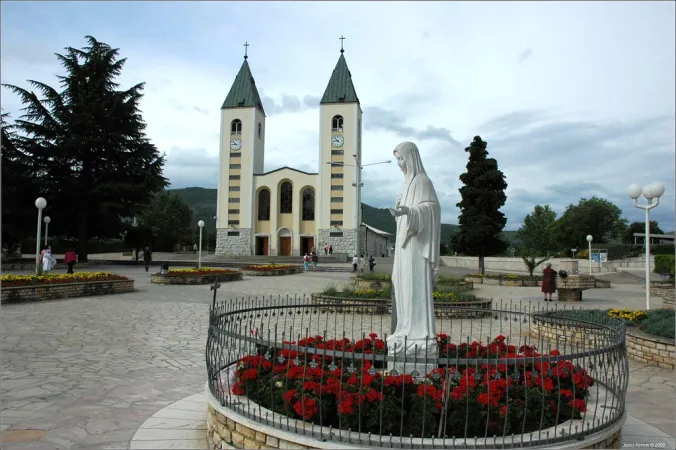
215 43 366 256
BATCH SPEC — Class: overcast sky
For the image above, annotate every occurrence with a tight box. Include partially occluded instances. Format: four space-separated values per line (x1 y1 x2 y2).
2 1 675 231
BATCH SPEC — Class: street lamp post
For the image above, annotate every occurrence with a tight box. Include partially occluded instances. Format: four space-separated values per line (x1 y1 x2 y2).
35 197 47 275
43 216 51 247
586 235 593 275
198 220 205 268
627 182 666 310
326 157 391 257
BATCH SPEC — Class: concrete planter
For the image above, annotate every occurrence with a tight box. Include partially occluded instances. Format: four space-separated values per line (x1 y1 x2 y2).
150 271 242 285
626 328 675 369
464 275 609 289
241 267 303 276
1 279 134 303
650 282 675 309
351 278 473 292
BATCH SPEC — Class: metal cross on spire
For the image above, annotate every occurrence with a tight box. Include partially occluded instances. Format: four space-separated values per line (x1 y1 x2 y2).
243 41 250 59
339 35 346 53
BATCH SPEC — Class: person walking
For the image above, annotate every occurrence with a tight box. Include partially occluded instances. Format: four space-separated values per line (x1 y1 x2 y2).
42 247 56 274
359 254 366 274
323 243 328 255
64 248 78 274
329 245 333 255
542 263 557 301
193 243 198 254
369 255 376 274
311 252 319 272
352 254 358 272
143 246 152 272
303 253 310 272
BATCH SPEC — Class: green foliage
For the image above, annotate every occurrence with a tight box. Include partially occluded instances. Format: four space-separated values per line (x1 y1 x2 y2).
455 136 509 272
138 190 193 251
551 197 627 250
1 112 40 255
517 205 557 256
20 237 125 254
622 221 664 244
654 255 675 277
2 36 167 261
639 309 675 340
520 256 550 277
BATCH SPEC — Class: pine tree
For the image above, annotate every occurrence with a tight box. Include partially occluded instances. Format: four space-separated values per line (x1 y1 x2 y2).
456 136 508 274
3 36 167 260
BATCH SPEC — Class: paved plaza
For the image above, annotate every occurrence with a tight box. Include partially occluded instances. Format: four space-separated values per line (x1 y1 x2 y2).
1 264 674 448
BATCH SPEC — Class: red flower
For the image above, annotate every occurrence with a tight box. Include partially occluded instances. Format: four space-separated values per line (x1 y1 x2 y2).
303 381 322 393
231 382 245 395
417 384 442 402
294 398 318 419
569 398 587 412
499 405 508 417
369 333 378 339
375 340 386 351
323 378 341 395
240 368 258 381
560 389 573 398
365 389 383 403
338 399 354 414
494 334 506 343
450 386 468 400
477 393 499 407
283 389 297 403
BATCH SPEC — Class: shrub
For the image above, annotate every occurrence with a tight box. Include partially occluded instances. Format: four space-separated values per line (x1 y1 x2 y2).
355 273 391 281
20 237 125 254
654 255 675 277
639 309 675 340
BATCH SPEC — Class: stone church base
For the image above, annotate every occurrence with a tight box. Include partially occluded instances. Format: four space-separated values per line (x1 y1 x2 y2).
216 228 252 256
318 228 361 256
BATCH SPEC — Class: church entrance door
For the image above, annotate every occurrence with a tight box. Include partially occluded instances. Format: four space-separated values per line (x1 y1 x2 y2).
279 237 291 256
300 237 314 256
255 236 269 256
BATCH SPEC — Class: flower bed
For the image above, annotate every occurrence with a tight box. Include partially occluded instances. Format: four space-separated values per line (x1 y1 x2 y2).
223 334 594 441
466 274 610 289
1 271 129 287
1 278 134 303
151 268 243 285
352 275 473 292
241 264 303 276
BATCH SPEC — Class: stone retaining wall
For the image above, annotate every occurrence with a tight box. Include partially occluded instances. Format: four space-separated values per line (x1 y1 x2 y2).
241 267 303 276
626 328 675 369
351 279 473 292
1 279 134 303
150 272 242 285
650 282 675 309
206 386 623 449
466 276 609 289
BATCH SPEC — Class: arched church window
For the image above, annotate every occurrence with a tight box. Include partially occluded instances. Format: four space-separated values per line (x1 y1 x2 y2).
332 115 344 132
302 188 315 221
280 181 293 214
231 119 242 135
258 122 262 139
258 189 270 221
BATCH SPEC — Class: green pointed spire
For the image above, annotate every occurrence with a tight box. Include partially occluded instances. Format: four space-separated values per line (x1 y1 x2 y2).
320 53 359 105
221 58 265 114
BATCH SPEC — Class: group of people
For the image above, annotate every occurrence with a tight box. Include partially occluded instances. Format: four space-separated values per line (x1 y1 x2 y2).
302 251 319 272
39 246 78 274
352 254 376 274
322 243 333 255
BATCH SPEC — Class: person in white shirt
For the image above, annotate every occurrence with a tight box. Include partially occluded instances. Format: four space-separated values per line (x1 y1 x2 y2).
352 255 358 272
42 247 56 274
359 254 366 274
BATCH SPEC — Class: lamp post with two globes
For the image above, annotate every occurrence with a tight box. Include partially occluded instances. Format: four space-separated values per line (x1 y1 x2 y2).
35 197 47 275
627 182 666 310
198 220 205 268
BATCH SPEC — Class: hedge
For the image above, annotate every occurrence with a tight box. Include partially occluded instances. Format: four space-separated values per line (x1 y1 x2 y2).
654 254 675 277
579 243 675 260
20 238 126 254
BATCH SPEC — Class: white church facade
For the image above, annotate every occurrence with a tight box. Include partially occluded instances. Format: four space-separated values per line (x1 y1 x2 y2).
215 45 368 256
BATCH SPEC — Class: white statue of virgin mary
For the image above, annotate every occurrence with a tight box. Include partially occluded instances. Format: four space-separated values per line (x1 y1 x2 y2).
387 142 441 376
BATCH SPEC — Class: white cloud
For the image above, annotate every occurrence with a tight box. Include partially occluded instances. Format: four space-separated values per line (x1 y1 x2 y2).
1 1 674 230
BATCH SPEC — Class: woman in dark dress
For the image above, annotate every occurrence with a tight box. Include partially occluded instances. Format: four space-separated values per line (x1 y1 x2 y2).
541 263 557 301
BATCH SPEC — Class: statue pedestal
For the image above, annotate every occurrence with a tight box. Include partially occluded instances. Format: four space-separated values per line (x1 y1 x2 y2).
386 338 437 377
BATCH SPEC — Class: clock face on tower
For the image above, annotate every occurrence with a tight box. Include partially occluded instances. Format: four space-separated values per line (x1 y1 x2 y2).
230 138 242 150
331 135 344 148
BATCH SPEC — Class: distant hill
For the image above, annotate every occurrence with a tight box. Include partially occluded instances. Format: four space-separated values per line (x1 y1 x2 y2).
170 187 515 245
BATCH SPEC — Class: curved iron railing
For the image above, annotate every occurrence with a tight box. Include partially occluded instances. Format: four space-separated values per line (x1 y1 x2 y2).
206 290 628 449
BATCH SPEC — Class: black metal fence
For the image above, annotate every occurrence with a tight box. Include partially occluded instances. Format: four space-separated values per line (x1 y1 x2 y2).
206 290 628 448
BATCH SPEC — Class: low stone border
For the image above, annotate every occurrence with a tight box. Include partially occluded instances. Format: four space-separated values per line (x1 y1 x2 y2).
650 282 675 309
626 328 675 369
150 271 242 285
466 276 610 289
310 293 492 318
351 278 474 292
530 312 675 369
1 279 134 304
241 267 303 276
205 383 623 449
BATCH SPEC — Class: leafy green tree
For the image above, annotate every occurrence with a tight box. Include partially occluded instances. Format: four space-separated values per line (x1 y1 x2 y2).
551 197 628 250
456 136 509 274
2 36 167 261
521 255 550 277
517 205 557 256
138 190 192 251
1 112 41 255
622 221 664 244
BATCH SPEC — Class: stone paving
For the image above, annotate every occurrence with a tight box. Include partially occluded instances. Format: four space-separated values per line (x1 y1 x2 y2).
1 264 674 449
